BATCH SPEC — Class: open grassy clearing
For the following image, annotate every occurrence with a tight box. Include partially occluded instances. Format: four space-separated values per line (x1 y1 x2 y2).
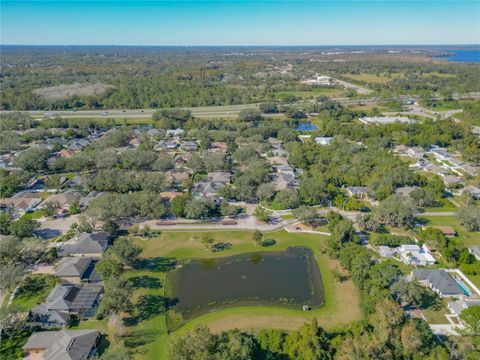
423 198 459 212
417 215 480 246
342 73 400 84
117 229 362 359
421 300 450 324
274 87 346 99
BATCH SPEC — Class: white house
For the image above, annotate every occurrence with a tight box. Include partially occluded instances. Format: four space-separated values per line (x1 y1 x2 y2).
314 137 333 145
399 244 436 266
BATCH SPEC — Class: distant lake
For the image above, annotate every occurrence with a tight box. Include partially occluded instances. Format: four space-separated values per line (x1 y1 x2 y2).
435 50 480 63
166 247 324 326
296 123 318 131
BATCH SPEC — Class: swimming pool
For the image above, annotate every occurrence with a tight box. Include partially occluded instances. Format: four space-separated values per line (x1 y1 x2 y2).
455 279 471 296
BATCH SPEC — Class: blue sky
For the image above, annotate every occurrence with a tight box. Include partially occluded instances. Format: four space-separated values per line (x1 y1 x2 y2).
1 1 479 45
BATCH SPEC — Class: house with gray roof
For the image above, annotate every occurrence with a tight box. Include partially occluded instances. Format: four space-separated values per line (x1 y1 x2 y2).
43 283 103 318
412 269 464 297
23 330 100 360
58 232 110 258
55 257 100 284
27 304 71 329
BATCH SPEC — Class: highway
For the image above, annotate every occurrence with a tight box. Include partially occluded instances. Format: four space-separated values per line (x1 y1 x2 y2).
1 92 477 120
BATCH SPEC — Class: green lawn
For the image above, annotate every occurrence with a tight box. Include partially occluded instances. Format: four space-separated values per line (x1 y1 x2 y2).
94 229 362 359
274 87 346 100
10 275 56 311
466 275 480 289
421 301 450 324
423 198 458 213
417 215 480 247
19 209 45 221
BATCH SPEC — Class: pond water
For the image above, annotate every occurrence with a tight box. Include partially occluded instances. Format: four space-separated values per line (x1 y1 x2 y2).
166 247 325 322
295 123 318 131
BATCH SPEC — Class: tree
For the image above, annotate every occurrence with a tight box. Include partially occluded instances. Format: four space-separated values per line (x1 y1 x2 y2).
392 278 436 308
0 212 13 235
259 102 278 114
44 201 60 217
274 189 300 209
68 201 81 215
253 206 270 223
107 313 126 341
252 230 263 246
256 183 276 202
460 305 480 337
331 219 355 244
185 197 216 219
299 177 329 205
97 278 133 317
285 106 306 119
401 319 435 358
8 218 39 238
284 319 331 360
216 329 257 360
293 206 318 226
201 232 214 249
0 263 25 291
238 109 262 122
168 325 216 360
171 193 191 218
220 200 239 217
374 196 416 228
457 205 480 231
109 237 142 267
102 217 119 236
0 305 26 335
96 258 124 280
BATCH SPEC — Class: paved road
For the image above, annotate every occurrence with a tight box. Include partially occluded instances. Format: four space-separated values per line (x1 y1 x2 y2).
416 211 456 216
335 79 373 95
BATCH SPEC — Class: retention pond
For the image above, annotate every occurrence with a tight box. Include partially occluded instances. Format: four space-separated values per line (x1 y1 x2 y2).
166 247 325 323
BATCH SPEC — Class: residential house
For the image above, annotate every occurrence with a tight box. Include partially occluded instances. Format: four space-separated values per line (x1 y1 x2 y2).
429 147 452 161
42 283 102 317
267 138 283 149
274 164 295 176
314 137 333 145
128 137 141 148
359 116 414 125
55 257 100 284
378 246 396 258
58 149 76 158
442 175 463 188
0 192 42 218
42 190 82 212
209 141 228 153
156 140 178 151
271 173 298 191
267 156 289 165
191 172 231 199
406 146 425 159
428 226 456 237
399 244 436 266
206 171 231 184
460 163 479 177
166 128 185 137
393 145 408 155
346 186 370 199
22 330 100 360
67 138 91 152
180 141 198 152
448 299 480 318
412 269 464 297
58 232 110 258
395 186 419 197
468 246 480 261
166 170 190 186
27 304 71 329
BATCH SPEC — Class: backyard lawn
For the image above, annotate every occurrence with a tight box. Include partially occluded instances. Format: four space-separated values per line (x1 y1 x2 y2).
417 215 480 246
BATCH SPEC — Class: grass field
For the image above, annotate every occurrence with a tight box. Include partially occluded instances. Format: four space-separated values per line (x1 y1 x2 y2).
274 87 346 100
96 229 363 359
417 215 480 246
343 73 397 84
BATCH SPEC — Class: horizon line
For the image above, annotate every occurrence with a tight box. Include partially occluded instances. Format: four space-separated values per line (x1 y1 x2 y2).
1 43 480 47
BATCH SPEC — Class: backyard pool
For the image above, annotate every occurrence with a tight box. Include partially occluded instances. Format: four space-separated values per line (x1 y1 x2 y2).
165 247 325 325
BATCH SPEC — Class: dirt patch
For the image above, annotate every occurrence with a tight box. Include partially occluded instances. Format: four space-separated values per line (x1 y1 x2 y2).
33 82 115 100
